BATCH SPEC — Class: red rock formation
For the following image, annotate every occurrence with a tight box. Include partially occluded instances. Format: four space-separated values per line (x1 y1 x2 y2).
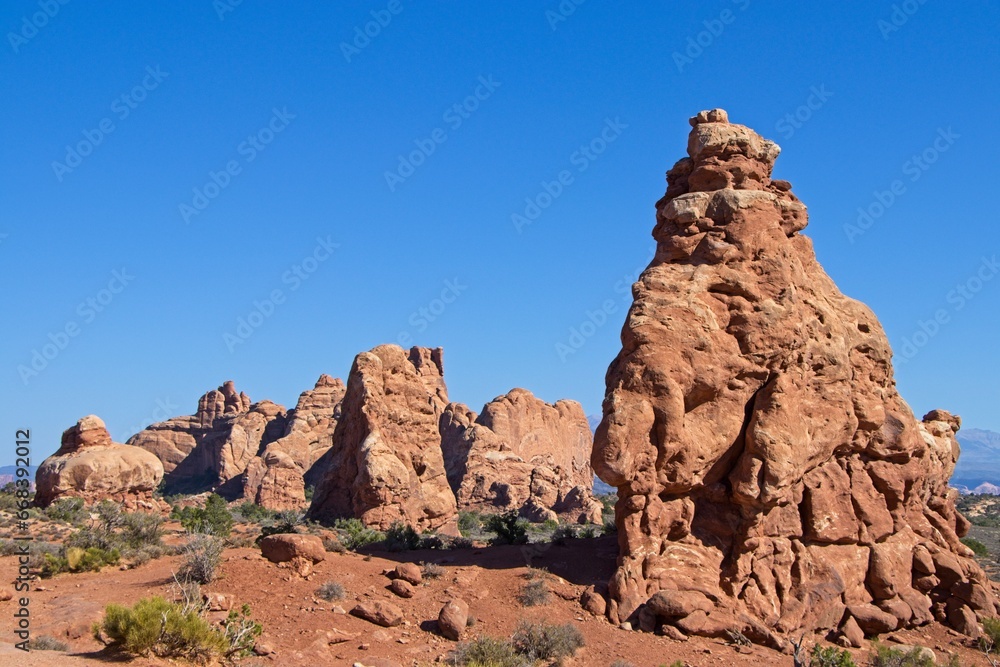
307 345 459 533
592 109 999 645
441 389 602 523
35 415 165 511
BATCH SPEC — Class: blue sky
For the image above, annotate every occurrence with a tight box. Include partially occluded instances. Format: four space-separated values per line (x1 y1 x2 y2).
2 1 998 463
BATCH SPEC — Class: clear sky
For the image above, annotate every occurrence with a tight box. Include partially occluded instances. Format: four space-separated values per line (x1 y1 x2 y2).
2 1 998 463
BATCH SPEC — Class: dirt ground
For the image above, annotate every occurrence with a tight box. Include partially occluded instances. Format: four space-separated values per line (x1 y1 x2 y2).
1 533 997 667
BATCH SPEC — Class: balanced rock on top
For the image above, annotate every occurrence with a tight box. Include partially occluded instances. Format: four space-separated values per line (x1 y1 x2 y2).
592 109 999 644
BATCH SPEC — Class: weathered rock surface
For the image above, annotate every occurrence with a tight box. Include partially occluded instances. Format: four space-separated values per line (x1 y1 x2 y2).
350 600 404 627
259 533 326 564
441 389 602 523
35 415 165 511
592 109 998 642
437 598 469 640
307 346 459 533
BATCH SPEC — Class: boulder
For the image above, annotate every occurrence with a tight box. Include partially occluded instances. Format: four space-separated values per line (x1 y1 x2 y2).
35 415 164 511
307 346 459 533
388 579 415 598
350 601 404 628
591 108 997 640
259 533 326 564
389 563 422 586
438 599 469 641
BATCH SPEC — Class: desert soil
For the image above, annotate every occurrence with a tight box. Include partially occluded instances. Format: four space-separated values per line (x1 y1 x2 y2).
1 533 996 666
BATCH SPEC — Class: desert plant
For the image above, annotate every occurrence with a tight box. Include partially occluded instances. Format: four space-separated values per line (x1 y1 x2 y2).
43 497 87 524
119 511 164 550
868 642 936 667
511 620 584 662
981 617 1000 665
315 581 345 601
175 494 234 537
177 535 224 584
457 510 484 536
518 579 551 607
552 524 578 544
41 545 120 577
810 644 856 667
222 603 263 658
579 524 598 539
384 522 424 551
255 521 298 544
95 596 228 659
26 635 69 651
333 517 383 550
422 561 445 579
962 537 989 557
485 510 528 546
322 535 345 552
448 635 531 667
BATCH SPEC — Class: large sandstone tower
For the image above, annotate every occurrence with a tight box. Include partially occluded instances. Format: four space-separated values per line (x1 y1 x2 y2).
592 109 999 645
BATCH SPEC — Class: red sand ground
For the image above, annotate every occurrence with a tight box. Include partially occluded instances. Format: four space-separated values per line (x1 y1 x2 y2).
1 534 994 666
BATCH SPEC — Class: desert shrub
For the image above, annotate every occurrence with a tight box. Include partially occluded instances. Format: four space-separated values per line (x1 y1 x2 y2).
255 522 298 544
961 537 989 557
322 535 345 552
43 497 87 524
333 518 383 550
579 524 598 539
610 662 637 667
95 596 227 659
422 561 445 579
27 635 69 651
981 616 1000 656
177 535 224 585
485 511 528 546
868 642 936 667
511 620 584 662
552 524 578 544
384 522 424 551
448 636 531 667
174 494 233 537
518 579 550 607
119 512 164 550
41 546 120 577
232 501 278 524
811 644 856 667
458 511 484 536
315 581 345 601
449 536 475 549
222 604 263 658
603 518 617 535
0 539 21 556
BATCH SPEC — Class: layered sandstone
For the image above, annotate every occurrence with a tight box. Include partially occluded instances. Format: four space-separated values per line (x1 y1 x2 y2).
441 389 602 523
592 109 998 644
36 415 165 511
307 345 459 533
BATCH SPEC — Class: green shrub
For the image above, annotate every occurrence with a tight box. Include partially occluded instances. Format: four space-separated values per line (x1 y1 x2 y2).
458 511 484 536
484 511 528 546
422 561 445 579
868 642 936 667
333 518 383 550
315 581 345 601
384 522 423 551
222 603 263 658
41 546 120 577
96 596 227 659
174 494 233 537
579 524 598 539
511 620 584 662
177 535 224 584
811 644 856 667
255 522 298 544
603 518 617 535
232 501 278 524
981 616 1000 653
27 635 69 651
119 512 164 550
961 537 989 557
448 636 531 667
44 497 87 524
552 524 578 544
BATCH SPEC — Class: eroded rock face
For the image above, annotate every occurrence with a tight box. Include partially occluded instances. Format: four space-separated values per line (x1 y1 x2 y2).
242 375 346 509
593 109 999 643
36 415 165 511
128 381 288 498
307 345 459 533
441 389 602 523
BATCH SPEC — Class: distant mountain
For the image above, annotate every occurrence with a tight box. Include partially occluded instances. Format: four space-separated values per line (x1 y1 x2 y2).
0 465 37 490
587 414 601 433
952 429 1000 490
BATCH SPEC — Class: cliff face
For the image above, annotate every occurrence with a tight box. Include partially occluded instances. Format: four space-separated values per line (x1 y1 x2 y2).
593 109 999 643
